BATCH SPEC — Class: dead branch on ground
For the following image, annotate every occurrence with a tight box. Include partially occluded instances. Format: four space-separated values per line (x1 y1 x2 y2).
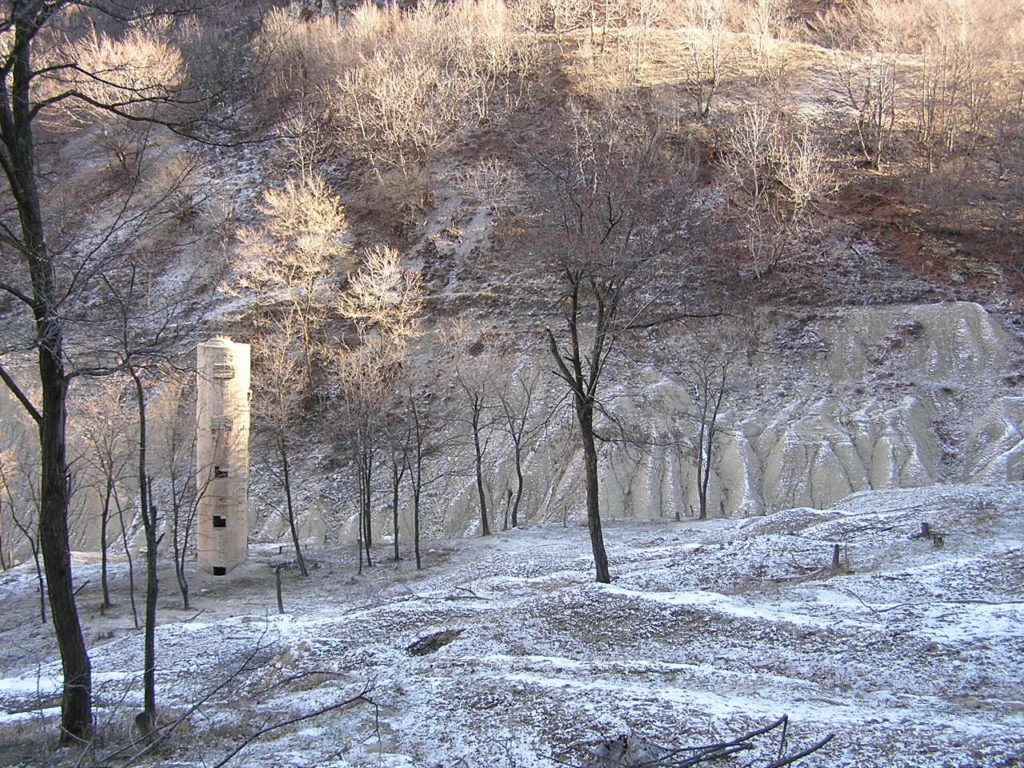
557 715 833 768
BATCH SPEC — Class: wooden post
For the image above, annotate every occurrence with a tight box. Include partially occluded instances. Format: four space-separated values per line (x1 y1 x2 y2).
831 544 840 571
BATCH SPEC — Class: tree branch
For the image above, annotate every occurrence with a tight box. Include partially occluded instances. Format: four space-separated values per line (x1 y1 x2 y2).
0 361 41 423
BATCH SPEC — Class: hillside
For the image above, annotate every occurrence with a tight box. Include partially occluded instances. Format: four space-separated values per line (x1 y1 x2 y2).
1 0 1024 763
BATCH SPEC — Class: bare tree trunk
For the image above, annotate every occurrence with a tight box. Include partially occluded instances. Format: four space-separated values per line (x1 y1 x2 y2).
472 417 490 537
0 11 93 737
511 447 524 528
362 438 373 565
115 488 139 630
278 437 308 578
100 477 113 610
36 217 92 747
11 506 47 623
696 364 726 521
131 371 158 725
413 485 421 571
390 459 403 561
275 565 284 613
578 399 610 584
30 534 45 623
172 499 191 611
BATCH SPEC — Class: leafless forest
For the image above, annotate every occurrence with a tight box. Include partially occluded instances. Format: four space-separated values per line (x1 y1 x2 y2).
0 1 1023 765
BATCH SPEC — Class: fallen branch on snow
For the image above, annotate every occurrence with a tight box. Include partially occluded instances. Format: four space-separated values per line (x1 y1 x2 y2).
556 715 833 768
210 683 375 768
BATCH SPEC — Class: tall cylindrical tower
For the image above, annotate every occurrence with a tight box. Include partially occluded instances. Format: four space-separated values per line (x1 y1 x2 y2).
196 337 251 575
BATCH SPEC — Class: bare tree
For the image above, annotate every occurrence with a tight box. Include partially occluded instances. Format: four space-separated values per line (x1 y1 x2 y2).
540 105 673 584
336 246 425 349
0 445 47 622
112 482 139 630
686 353 728 521
743 0 790 87
0 2 218 738
906 0 1010 170
384 412 409 561
333 244 423 566
235 173 352 383
0 452 11 571
497 366 544 529
821 0 905 168
402 383 446 572
73 379 133 611
677 0 738 118
151 370 206 609
723 104 833 278
252 317 310 579
333 339 402 570
455 366 494 537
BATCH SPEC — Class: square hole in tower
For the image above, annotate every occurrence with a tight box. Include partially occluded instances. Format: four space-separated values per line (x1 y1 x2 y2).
213 515 227 528
213 566 227 576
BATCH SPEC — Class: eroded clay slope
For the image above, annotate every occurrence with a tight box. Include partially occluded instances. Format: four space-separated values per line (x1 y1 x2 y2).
438 302 1022 531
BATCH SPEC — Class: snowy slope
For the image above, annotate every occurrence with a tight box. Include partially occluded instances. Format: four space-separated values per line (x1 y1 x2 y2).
1 482 1022 767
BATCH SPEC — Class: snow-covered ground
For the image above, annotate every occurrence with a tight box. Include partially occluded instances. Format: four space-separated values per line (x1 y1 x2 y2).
1 482 1022 767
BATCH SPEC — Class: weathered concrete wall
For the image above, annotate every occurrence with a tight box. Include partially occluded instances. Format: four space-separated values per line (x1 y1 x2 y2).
196 337 251 574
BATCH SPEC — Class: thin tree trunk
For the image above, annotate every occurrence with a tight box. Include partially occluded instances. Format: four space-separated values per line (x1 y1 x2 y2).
174 551 190 611
11 507 47 622
413 485 421 571
172 501 190 611
699 366 726 521
279 437 308 578
696 376 709 521
275 565 284 613
170 461 192 611
115 489 139 630
511 443 524 528
30 535 45 623
100 477 113 610
132 372 157 724
391 461 402 561
362 439 373 565
578 399 610 584
473 420 490 537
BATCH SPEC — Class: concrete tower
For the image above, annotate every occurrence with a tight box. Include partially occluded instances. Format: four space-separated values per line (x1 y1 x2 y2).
196 337 251 575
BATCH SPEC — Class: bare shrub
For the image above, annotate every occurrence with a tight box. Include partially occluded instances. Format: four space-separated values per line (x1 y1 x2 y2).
331 0 537 173
820 0 907 169
36 24 187 172
676 0 741 118
336 50 459 173
450 0 539 121
253 2 536 174
455 157 525 213
337 245 425 349
723 104 833 278
904 0 1019 170
251 8 350 109
233 174 352 375
43 27 186 126
742 0 791 87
